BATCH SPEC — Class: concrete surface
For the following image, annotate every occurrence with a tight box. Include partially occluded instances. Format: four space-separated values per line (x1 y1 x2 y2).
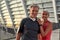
0 29 60 40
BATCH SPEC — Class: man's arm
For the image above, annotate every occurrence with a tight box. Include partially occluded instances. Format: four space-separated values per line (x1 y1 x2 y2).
16 33 21 40
16 18 25 40
40 23 52 37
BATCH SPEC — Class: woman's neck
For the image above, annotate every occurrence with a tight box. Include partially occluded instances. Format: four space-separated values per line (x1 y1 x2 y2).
44 19 48 23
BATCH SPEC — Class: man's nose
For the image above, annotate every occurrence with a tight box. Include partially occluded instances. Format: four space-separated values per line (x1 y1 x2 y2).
34 12 37 13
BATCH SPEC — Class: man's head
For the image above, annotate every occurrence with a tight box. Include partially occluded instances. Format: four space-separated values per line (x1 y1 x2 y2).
42 11 49 20
29 4 39 18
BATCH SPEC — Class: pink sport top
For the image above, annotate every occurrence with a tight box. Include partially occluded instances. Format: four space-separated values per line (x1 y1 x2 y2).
42 20 52 40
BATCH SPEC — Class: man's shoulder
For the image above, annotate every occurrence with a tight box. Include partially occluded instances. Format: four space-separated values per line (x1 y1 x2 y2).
48 21 52 26
22 17 30 22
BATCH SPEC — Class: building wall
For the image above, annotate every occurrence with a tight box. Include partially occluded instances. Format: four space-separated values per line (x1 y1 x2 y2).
0 0 60 28
0 0 26 28
56 0 60 22
26 0 58 23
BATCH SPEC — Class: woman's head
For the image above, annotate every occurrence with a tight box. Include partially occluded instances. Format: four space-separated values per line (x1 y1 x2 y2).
42 11 49 20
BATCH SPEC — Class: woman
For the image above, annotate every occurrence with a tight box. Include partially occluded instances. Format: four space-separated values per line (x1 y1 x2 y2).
38 11 52 40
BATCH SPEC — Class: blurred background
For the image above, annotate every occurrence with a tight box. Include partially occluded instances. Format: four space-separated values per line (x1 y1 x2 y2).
0 0 60 40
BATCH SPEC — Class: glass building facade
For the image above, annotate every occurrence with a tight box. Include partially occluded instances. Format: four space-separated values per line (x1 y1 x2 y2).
0 0 27 28
0 0 60 28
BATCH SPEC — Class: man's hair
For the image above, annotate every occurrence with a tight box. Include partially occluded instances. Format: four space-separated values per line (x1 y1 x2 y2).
30 4 39 9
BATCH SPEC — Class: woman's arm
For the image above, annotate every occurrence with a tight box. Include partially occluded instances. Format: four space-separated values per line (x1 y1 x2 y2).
40 23 52 37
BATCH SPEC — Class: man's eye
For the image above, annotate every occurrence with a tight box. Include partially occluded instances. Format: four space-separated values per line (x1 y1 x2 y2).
34 10 38 12
32 10 34 11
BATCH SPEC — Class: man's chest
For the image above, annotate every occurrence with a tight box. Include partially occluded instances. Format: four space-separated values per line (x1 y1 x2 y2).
24 20 39 31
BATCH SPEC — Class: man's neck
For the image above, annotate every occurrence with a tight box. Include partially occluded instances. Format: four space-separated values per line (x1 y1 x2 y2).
29 16 37 21
29 16 36 18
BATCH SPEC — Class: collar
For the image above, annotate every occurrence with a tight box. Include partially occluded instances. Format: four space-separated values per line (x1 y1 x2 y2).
29 16 36 21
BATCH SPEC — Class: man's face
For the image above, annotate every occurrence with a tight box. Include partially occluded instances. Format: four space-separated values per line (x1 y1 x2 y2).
42 11 49 20
30 7 39 18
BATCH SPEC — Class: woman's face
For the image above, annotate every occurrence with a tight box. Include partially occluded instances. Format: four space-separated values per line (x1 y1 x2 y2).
42 11 49 20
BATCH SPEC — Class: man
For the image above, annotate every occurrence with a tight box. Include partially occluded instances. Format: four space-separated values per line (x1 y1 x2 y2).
16 4 41 40
38 11 52 40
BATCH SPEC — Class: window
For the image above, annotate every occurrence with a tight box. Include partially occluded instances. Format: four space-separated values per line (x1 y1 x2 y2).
9 1 16 4
2 10 8 13
3 13 9 16
56 0 60 1
42 0 52 2
58 14 60 18
0 0 5 4
1 7 7 10
39 9 43 13
49 13 54 17
39 4 43 8
56 1 60 6
44 8 53 12
43 3 53 7
48 17 55 22
57 7 60 11
59 20 60 23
